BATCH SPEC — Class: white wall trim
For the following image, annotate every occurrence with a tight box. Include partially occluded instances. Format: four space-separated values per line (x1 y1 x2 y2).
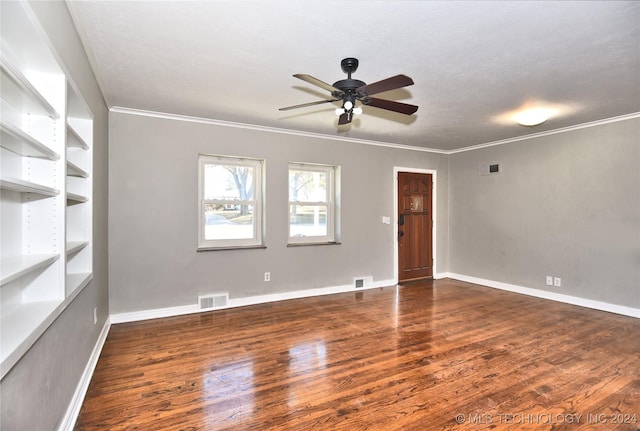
58 317 111 431
111 106 640 156
229 279 395 308
110 303 202 324
393 167 438 282
447 273 640 319
109 106 448 154
110 279 397 324
448 112 640 154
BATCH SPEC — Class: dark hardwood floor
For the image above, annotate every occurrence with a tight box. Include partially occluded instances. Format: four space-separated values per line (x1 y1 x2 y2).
75 279 640 430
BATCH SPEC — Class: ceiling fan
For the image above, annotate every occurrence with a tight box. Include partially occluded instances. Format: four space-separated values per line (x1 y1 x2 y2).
279 57 418 125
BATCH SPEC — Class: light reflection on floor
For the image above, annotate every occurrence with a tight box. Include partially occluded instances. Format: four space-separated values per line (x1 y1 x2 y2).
203 359 255 424
287 340 327 408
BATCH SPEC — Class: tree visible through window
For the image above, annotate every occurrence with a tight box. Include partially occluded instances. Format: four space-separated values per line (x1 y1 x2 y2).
288 163 338 244
198 155 263 249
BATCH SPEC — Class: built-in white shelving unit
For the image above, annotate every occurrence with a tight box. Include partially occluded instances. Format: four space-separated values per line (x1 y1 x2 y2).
66 191 89 204
0 56 59 119
1 254 60 287
0 1 94 379
0 176 59 196
65 80 93 298
66 160 89 178
1 122 60 160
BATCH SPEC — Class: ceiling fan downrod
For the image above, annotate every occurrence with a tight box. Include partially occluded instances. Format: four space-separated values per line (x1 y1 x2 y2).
333 58 366 97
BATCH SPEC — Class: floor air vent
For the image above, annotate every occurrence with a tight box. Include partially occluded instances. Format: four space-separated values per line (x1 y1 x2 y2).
354 276 373 288
199 293 228 310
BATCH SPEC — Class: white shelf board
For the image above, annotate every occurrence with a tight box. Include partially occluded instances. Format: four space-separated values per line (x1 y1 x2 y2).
0 176 59 197
66 160 89 178
0 253 60 287
0 298 62 378
66 192 88 204
66 241 89 256
66 122 90 150
66 272 92 297
0 57 59 119
0 121 60 160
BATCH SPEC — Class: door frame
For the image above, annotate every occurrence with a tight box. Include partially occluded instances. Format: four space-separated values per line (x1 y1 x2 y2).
393 167 438 283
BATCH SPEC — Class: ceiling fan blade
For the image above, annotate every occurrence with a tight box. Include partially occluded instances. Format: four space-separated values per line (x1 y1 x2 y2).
294 74 343 94
279 99 341 111
363 97 419 115
338 112 352 125
357 74 414 96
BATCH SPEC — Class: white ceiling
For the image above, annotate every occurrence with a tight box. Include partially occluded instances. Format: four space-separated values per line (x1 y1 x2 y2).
67 1 640 151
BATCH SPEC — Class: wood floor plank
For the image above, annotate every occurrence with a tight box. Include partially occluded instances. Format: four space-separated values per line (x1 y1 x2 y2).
75 279 640 430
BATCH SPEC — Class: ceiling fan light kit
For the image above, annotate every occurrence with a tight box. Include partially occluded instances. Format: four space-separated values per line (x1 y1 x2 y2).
280 57 419 125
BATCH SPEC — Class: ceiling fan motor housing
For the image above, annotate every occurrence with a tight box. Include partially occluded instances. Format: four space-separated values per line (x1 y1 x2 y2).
331 79 366 97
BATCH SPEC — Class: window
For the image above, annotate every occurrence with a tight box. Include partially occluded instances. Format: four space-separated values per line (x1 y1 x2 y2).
198 155 264 249
288 163 339 244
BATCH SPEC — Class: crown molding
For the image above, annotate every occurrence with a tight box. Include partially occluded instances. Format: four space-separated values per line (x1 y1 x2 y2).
109 106 449 154
110 107 640 155
448 112 640 154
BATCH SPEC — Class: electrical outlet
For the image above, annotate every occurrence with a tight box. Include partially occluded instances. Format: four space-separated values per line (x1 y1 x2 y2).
553 277 562 287
264 272 271 282
546 276 553 286
93 307 97 324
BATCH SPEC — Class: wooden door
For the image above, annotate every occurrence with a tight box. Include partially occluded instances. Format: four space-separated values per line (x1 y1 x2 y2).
398 172 433 281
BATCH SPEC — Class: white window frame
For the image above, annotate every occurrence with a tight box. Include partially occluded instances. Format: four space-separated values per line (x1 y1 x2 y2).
288 163 339 245
198 154 264 250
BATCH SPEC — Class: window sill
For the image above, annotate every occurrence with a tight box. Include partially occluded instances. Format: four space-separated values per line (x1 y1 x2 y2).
197 245 267 252
287 241 341 247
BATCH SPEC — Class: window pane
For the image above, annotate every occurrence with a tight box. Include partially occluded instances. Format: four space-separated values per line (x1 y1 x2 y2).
198 155 263 249
289 170 327 202
204 204 254 240
289 205 327 237
204 164 254 201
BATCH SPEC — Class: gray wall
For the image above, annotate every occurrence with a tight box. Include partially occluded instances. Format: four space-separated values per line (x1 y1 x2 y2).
1 4 636 429
0 2 109 431
449 118 640 308
108 112 449 314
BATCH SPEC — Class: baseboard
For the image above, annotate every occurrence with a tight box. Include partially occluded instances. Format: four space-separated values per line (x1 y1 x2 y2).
229 279 395 308
58 317 111 431
447 273 640 318
110 303 202 324
110 279 397 324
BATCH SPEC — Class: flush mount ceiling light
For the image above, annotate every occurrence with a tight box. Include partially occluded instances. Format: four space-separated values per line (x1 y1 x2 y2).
513 107 553 127
492 102 573 128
